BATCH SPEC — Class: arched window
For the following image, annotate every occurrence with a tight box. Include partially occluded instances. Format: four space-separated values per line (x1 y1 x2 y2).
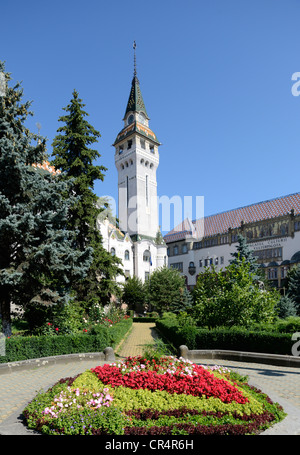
110 247 116 257
143 250 150 262
124 250 130 261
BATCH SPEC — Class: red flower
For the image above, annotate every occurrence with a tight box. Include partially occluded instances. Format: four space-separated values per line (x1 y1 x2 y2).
55 328 59 331
90 361 248 405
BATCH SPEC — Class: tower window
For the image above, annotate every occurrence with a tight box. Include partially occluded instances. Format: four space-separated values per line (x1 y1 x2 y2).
140 139 145 149
127 140 132 149
124 250 130 260
119 146 123 154
143 250 151 262
150 145 154 153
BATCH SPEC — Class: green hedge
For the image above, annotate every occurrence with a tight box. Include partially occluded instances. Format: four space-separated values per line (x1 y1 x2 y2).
156 318 295 355
0 318 132 363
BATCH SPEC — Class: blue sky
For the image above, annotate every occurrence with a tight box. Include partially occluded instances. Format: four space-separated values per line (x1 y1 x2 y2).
2 0 300 234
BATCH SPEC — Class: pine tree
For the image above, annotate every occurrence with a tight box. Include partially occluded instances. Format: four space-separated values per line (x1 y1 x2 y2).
275 295 297 319
230 234 261 279
0 63 92 336
51 90 123 310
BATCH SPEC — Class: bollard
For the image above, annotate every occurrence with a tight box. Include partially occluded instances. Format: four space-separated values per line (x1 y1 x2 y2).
104 347 115 362
179 345 189 359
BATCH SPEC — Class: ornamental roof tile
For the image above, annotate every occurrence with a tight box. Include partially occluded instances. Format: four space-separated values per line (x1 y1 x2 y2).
124 76 148 119
113 121 160 146
164 192 300 243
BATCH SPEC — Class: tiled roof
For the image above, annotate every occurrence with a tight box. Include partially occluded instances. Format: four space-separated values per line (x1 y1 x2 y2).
113 121 160 146
124 75 148 119
164 192 300 243
32 161 61 175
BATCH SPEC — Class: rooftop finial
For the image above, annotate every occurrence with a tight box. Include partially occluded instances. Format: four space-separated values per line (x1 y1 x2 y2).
133 40 137 77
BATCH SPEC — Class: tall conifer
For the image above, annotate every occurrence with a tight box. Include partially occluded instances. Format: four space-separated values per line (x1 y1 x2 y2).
0 64 92 336
52 90 122 310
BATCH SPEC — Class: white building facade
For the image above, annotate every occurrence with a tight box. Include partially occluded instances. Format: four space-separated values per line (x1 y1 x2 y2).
164 193 300 292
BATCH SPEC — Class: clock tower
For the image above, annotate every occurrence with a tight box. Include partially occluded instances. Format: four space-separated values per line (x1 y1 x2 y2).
113 43 161 241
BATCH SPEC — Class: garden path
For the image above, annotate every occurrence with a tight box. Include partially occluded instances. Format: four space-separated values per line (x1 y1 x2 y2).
115 322 159 359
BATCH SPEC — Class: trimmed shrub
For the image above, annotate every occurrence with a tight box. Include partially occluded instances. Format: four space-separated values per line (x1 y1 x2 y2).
0 318 132 363
156 318 294 355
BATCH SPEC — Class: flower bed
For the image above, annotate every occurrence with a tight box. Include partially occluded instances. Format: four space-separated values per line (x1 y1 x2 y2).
23 355 286 435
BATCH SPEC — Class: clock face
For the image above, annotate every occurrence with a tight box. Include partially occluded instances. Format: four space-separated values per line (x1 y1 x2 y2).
128 114 134 125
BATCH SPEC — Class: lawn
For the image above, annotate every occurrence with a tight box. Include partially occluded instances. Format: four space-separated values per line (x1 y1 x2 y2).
22 355 286 435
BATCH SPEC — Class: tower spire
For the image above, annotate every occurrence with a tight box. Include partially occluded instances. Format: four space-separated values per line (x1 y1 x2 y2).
133 41 137 78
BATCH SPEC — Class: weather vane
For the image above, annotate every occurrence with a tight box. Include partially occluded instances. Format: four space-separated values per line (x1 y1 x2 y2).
133 41 137 77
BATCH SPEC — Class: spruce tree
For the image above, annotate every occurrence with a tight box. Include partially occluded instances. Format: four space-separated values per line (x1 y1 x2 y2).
0 63 92 336
230 234 260 280
51 90 123 310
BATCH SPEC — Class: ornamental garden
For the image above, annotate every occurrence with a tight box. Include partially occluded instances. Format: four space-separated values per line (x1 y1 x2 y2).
1 62 300 436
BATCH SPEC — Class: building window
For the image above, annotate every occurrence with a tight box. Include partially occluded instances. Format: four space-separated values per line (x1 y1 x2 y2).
143 250 150 262
281 266 289 279
220 256 224 264
124 250 130 261
150 145 154 153
295 221 300 231
170 262 183 272
110 247 116 256
199 259 203 267
145 271 150 281
193 241 202 249
119 146 123 154
253 247 282 261
182 244 188 253
125 270 130 278
140 139 145 149
215 257 219 265
173 245 179 255
167 247 170 256
127 140 132 149
268 268 278 280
